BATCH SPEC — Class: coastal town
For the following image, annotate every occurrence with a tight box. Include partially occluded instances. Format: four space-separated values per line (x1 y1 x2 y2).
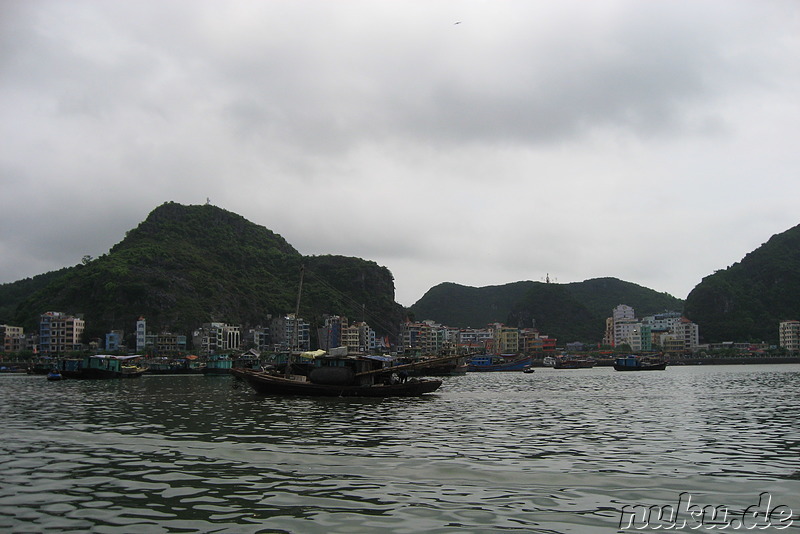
3 303 800 367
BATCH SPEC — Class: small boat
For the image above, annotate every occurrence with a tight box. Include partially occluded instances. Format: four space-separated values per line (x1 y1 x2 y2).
522 366 535 374
613 355 668 371
553 356 596 369
46 369 62 381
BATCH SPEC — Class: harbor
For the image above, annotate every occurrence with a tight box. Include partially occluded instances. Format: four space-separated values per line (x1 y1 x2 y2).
2 364 799 532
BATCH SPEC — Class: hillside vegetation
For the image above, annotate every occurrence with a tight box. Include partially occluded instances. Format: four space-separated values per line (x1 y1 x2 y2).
5 202 405 340
684 224 800 344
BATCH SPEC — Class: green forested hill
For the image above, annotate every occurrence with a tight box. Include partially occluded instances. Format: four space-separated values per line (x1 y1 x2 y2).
6 202 405 341
409 277 684 343
684 224 800 344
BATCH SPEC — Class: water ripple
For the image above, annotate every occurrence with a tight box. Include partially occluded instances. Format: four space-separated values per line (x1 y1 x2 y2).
2 366 800 532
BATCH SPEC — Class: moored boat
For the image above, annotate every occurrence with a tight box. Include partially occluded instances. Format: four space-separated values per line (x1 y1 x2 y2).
553 356 596 369
613 355 668 371
145 356 204 374
61 355 147 379
203 354 233 375
467 354 532 372
233 349 442 397
46 369 62 381
233 368 441 397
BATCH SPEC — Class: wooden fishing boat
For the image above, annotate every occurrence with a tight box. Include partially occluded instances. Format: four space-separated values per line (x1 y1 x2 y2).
232 367 442 397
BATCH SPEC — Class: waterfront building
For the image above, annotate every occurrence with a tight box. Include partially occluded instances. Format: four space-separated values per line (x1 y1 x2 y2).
614 319 640 348
779 320 800 352
520 329 557 353
193 322 241 355
105 330 124 352
317 315 346 351
660 334 687 355
609 305 638 347
671 318 700 352
39 311 85 356
401 321 438 355
641 312 682 331
602 317 614 346
246 325 273 353
613 304 635 322
351 321 377 353
136 317 147 352
1 324 25 354
491 323 520 354
156 332 188 355
270 314 310 352
457 328 494 353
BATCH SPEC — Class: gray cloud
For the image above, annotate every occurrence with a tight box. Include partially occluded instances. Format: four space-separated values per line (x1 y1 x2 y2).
2 0 799 307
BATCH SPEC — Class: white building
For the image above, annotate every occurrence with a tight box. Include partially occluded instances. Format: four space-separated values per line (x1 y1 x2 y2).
779 320 800 352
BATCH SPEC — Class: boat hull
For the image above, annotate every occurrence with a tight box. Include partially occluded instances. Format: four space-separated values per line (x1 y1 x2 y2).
232 369 442 397
553 360 596 369
613 362 667 371
72 368 146 379
467 356 532 372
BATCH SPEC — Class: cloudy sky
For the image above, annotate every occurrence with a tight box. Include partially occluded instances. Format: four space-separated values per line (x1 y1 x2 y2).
2 1 799 307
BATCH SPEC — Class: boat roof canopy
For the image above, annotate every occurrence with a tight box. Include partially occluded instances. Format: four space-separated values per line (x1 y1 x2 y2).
91 354 143 360
299 349 327 359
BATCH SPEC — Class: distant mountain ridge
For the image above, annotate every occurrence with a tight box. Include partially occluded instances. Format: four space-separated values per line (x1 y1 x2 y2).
2 202 798 346
408 278 683 343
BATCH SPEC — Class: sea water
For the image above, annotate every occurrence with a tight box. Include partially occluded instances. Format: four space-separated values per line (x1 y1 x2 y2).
2 365 799 533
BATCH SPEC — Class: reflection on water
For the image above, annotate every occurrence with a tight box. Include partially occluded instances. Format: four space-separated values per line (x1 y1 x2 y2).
2 365 799 532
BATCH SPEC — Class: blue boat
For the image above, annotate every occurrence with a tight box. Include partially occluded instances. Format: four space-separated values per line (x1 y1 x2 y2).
46 369 62 381
467 354 532 372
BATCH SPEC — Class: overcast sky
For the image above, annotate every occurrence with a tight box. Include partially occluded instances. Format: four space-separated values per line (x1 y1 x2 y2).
2 1 799 307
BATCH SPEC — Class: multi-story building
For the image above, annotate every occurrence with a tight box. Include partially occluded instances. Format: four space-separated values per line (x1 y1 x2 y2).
457 327 495 353
318 315 346 351
270 315 310 352
247 325 273 353
156 332 188 355
609 305 639 348
1 324 25 354
136 317 147 352
670 318 700 353
641 312 682 331
492 323 520 354
401 321 438 355
193 322 241 355
660 334 687 355
105 330 124 352
39 311 85 355
779 320 800 352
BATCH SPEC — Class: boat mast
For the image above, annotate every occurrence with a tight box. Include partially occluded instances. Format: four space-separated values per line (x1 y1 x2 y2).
286 265 304 378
